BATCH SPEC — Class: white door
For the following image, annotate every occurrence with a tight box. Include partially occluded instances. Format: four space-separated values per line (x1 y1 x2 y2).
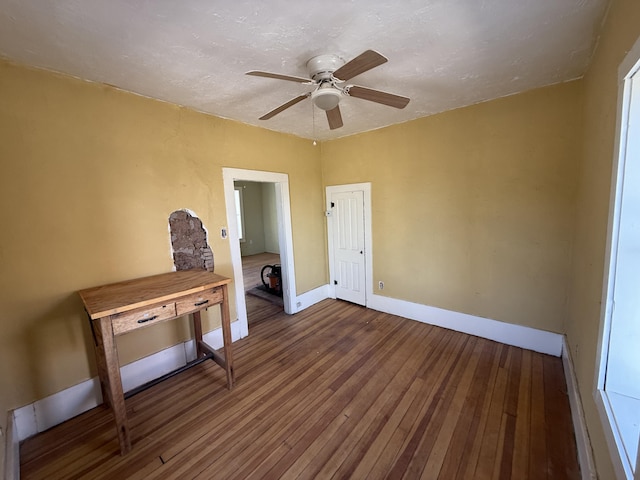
330 190 366 305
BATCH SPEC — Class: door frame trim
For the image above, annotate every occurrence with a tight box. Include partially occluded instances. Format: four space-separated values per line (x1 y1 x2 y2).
326 182 373 306
223 168 297 338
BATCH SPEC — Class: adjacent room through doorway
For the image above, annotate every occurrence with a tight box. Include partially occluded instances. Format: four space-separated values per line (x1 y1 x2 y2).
234 180 284 326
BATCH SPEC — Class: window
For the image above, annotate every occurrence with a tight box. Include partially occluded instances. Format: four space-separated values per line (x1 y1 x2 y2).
234 187 245 242
597 39 640 480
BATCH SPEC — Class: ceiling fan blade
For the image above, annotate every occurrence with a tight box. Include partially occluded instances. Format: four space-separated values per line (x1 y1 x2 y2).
347 85 410 109
333 50 388 81
259 94 310 120
326 106 343 130
246 71 311 83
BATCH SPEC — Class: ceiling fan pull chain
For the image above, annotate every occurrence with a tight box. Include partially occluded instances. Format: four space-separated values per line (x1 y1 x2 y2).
312 99 317 145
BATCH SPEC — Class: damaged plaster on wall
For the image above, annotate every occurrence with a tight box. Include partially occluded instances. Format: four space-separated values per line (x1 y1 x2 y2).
169 210 214 272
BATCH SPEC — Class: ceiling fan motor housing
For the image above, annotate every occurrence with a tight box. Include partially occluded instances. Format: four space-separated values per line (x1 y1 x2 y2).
306 54 345 81
307 54 344 110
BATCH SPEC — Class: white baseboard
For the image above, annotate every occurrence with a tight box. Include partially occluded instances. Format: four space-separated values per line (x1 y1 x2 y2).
35 377 103 434
13 403 37 443
12 292 565 443
367 293 563 356
562 337 597 480
3 411 19 480
298 286 562 355
294 284 331 313
13 320 242 442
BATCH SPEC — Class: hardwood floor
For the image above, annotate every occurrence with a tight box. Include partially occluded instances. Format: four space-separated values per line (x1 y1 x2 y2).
241 252 280 291
242 252 283 322
20 299 579 479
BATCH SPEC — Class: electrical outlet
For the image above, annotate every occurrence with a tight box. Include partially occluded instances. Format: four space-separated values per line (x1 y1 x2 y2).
378 281 384 290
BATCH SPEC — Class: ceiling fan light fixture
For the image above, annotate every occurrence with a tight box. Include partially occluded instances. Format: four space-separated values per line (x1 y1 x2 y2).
312 84 341 111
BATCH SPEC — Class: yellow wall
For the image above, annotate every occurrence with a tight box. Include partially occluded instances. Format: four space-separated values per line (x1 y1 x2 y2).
0 59 326 430
322 81 582 333
566 0 640 478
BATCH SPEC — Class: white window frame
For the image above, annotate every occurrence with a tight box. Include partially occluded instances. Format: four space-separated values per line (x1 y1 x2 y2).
595 34 640 480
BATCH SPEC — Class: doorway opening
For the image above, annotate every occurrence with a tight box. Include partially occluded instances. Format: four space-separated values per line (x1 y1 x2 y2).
223 168 297 338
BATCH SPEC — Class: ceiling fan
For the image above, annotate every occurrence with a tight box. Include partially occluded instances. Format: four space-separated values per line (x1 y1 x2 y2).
246 50 410 130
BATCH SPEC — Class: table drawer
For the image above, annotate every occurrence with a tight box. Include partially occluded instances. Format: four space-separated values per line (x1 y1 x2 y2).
111 303 177 335
176 287 223 316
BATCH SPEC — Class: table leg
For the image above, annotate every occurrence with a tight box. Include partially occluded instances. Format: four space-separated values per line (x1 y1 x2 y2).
95 317 131 455
93 322 111 409
220 284 235 389
192 310 204 359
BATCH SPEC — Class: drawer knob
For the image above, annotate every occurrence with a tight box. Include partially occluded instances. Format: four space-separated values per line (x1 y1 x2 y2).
194 300 209 307
137 315 158 324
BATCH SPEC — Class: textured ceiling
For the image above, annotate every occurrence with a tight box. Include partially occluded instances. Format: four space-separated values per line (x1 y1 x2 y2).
0 0 608 141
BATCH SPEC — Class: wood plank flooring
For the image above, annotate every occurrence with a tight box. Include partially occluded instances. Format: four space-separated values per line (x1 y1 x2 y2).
241 252 280 291
20 299 580 479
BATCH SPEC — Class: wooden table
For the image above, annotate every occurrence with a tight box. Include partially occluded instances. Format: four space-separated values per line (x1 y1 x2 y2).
78 270 234 455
